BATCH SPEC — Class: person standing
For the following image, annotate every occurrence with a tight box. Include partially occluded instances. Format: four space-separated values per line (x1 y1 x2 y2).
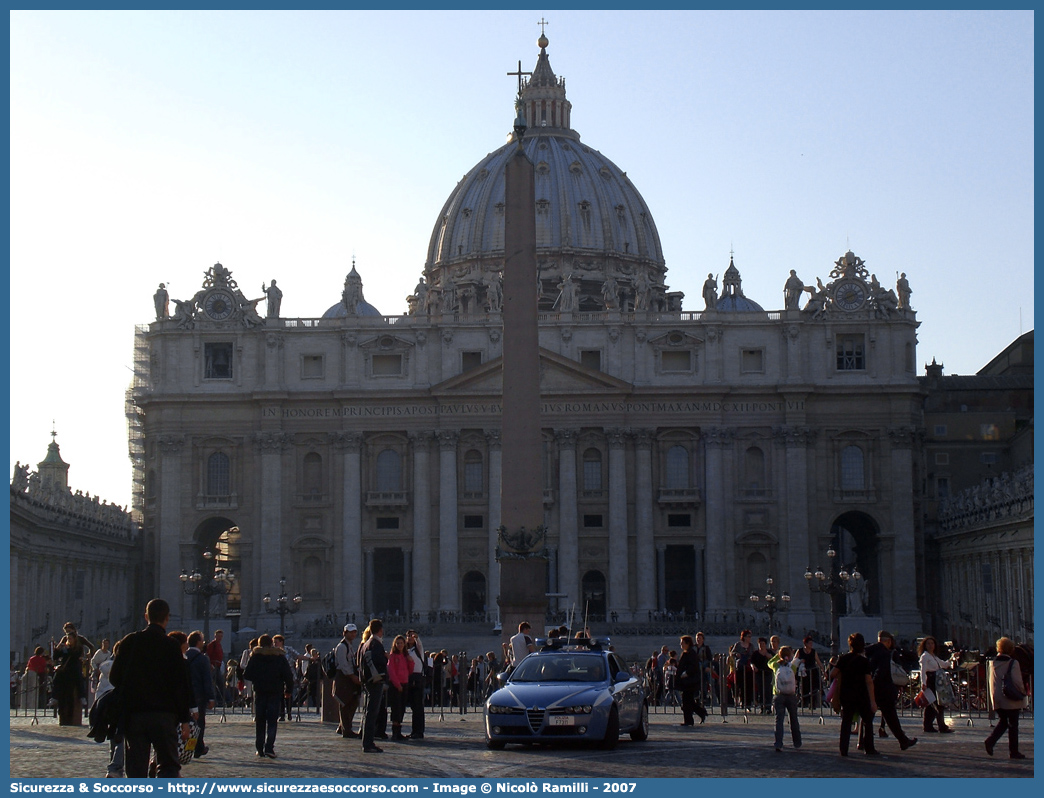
185 631 215 758
387 635 412 741
918 636 956 733
866 631 917 751
108 599 195 778
984 636 1029 759
90 638 112 695
768 646 801 752
730 630 755 709
334 624 361 738
24 647 49 710
91 640 124 777
52 622 91 725
243 634 294 759
509 622 536 670
205 630 225 694
796 636 824 709
830 632 879 757
676 635 708 725
272 635 302 721
359 619 388 754
404 630 426 739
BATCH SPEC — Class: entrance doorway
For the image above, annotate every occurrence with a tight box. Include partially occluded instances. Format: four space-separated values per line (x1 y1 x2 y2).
581 571 607 621
462 571 486 615
830 512 881 615
372 548 404 615
664 545 697 614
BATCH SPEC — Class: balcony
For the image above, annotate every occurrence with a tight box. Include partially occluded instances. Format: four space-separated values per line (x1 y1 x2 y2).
365 491 410 508
196 493 238 511
657 488 700 506
738 488 774 502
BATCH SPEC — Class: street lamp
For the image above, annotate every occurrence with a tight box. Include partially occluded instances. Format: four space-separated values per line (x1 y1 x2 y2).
180 545 236 641
749 575 790 631
805 544 861 657
262 576 302 636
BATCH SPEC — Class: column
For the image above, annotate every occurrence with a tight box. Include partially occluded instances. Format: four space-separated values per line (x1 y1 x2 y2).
775 425 815 631
555 429 579 612
486 430 503 619
403 549 413 617
888 427 921 637
633 429 656 613
264 333 284 389
410 432 432 616
606 428 629 620
656 545 667 614
157 435 185 614
702 428 730 616
364 548 375 614
436 430 459 612
255 432 287 612
335 432 363 615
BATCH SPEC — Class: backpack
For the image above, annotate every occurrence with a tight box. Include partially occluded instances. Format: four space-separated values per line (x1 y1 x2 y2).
1001 660 1026 701
321 645 339 679
774 662 796 695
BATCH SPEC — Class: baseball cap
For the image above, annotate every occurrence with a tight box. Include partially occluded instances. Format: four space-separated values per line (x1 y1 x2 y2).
344 623 358 632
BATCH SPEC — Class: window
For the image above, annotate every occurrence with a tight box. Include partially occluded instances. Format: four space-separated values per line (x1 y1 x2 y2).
981 452 999 465
376 517 400 530
207 452 231 496
302 453 322 496
463 515 484 529
74 570 86 600
840 446 864 491
371 354 403 376
936 477 949 499
204 342 233 379
661 350 692 372
376 449 402 491
302 355 324 379
744 446 765 493
665 445 689 489
583 514 603 528
934 425 948 437
582 448 602 492
667 513 691 527
934 453 949 466
461 351 482 373
980 424 1000 441
463 450 483 494
580 350 601 371
836 335 865 371
741 349 764 373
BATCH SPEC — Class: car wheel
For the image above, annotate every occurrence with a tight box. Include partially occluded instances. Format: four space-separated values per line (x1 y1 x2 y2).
486 738 506 751
629 701 649 741
600 706 620 749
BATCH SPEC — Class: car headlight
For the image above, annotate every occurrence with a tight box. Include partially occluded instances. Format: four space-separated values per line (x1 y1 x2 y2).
568 705 593 714
487 704 512 714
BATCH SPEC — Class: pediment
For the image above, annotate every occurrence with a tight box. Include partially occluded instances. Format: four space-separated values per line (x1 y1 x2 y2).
432 347 633 396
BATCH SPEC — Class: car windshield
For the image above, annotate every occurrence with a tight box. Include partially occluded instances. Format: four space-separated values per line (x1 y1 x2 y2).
509 653 606 683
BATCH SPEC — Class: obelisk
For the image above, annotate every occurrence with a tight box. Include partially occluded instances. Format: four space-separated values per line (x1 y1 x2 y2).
497 96 547 646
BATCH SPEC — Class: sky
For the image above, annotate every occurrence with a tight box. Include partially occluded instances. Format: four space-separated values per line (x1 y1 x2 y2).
9 10 1034 510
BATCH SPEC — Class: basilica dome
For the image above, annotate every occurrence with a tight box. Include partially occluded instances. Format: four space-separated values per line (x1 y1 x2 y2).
421 36 674 314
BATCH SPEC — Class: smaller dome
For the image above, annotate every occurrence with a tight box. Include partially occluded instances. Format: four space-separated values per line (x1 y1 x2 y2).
322 262 384 318
715 256 765 312
322 300 383 319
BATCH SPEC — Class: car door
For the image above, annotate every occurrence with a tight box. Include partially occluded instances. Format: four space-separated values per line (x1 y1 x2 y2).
609 653 638 728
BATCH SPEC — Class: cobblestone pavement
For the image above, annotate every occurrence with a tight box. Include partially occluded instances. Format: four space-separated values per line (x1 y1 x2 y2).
9 709 1033 779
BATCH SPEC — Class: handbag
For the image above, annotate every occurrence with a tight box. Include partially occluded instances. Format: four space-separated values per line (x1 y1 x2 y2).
826 677 841 712
890 658 910 687
914 689 929 709
176 720 201 766
934 670 957 709
1001 660 1026 701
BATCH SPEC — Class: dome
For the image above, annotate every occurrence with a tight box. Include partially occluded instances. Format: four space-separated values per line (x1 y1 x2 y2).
323 263 384 319
420 36 672 314
715 256 765 312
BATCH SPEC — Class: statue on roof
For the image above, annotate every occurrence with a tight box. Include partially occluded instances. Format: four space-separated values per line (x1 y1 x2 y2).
203 262 237 290
784 270 805 310
896 272 912 309
601 274 620 310
868 274 898 317
633 270 652 312
702 274 718 310
11 462 29 492
556 272 578 312
261 280 282 319
171 298 196 329
153 283 169 320
485 273 503 313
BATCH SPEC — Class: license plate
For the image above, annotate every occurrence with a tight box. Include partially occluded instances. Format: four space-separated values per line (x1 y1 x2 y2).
550 716 575 726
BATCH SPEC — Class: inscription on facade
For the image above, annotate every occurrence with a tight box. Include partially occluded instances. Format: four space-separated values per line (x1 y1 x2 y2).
264 399 804 419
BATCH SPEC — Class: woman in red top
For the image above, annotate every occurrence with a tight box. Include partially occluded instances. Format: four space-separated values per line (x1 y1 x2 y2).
386 635 413 741
24 647 49 710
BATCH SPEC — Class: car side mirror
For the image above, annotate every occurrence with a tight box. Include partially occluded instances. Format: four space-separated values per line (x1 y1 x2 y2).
496 672 508 685
614 672 630 684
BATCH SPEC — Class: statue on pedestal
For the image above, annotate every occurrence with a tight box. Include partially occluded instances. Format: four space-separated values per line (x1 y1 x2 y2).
784 270 804 310
702 273 718 310
261 280 282 318
153 283 169 320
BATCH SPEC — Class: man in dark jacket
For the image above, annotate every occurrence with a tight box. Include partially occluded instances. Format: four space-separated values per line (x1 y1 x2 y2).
358 619 388 753
109 599 195 778
866 630 917 751
243 634 294 758
186 631 216 758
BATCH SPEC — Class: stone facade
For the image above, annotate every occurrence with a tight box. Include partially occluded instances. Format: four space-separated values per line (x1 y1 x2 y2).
130 37 927 642
9 437 140 661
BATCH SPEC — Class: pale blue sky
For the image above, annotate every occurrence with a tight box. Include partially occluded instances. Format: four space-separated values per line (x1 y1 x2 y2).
10 10 1034 508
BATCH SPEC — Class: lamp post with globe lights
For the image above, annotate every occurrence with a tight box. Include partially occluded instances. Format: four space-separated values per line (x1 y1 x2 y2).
262 576 302 636
805 544 861 657
180 546 236 642
748 576 790 632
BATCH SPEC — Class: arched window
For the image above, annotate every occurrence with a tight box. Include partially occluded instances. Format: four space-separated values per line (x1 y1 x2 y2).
582 448 602 492
841 446 865 491
303 555 323 600
665 445 689 489
744 446 765 493
303 452 322 496
376 449 402 492
463 450 483 494
747 551 768 594
207 453 230 497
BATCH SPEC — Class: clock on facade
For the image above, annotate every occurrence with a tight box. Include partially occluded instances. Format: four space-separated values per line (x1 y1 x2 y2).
204 289 236 321
833 280 867 311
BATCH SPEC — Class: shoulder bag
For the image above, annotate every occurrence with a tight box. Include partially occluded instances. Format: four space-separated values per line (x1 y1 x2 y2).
1001 660 1026 701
